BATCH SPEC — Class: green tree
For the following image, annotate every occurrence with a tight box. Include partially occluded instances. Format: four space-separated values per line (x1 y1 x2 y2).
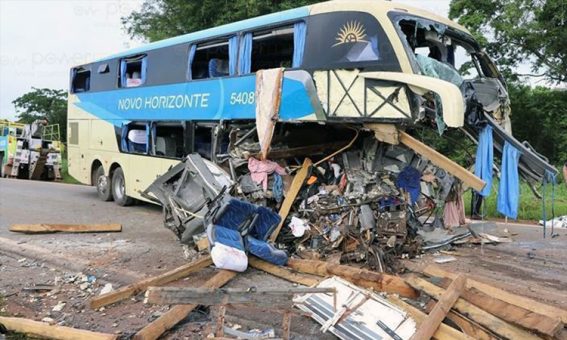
508 85 567 167
122 0 324 42
449 0 567 83
12 88 67 142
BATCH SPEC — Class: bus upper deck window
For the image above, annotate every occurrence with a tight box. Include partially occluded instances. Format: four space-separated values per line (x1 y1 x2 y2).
71 68 90 93
189 37 237 80
120 55 147 88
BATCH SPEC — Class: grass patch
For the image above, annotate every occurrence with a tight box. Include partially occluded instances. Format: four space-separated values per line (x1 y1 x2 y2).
60 154 81 185
463 180 567 221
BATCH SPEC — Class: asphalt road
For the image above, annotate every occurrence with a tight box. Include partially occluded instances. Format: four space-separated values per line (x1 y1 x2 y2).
0 178 333 338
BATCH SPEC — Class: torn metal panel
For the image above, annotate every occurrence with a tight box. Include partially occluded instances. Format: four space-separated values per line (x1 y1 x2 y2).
294 276 416 340
143 154 233 243
255 68 284 160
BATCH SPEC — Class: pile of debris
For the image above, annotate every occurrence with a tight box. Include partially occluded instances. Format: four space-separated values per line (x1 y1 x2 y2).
144 123 489 273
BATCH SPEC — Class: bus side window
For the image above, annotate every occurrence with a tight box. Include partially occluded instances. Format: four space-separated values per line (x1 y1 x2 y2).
189 36 238 80
241 22 306 74
120 55 147 88
152 122 185 158
71 67 90 93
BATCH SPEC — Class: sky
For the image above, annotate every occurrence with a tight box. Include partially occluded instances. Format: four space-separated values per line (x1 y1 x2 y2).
0 0 450 121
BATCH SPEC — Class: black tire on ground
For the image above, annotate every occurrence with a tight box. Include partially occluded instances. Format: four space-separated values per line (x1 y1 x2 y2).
111 167 134 206
93 166 113 201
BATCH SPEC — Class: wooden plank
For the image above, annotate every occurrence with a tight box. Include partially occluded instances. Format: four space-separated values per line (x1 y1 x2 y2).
287 258 418 298
406 276 540 340
146 286 334 307
9 223 122 234
0 316 117 340
443 281 563 337
399 131 485 192
269 158 312 242
364 123 399 145
248 257 321 286
411 274 466 340
388 296 474 340
422 265 567 324
424 300 498 340
133 270 237 340
89 256 212 310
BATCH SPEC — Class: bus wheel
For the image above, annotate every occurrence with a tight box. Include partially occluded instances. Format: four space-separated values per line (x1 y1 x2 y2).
94 166 113 201
111 167 134 206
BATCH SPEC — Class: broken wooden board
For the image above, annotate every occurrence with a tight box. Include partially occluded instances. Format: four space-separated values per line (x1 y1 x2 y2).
388 296 474 340
399 131 485 192
411 274 466 340
0 316 117 340
406 276 540 340
248 257 321 286
9 223 122 234
365 123 399 145
295 276 416 340
422 265 567 324
287 258 418 298
424 300 502 340
89 255 212 310
432 277 564 337
146 286 335 308
269 158 312 242
255 68 283 160
133 270 237 340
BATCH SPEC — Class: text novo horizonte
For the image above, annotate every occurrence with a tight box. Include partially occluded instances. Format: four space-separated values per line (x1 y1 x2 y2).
118 93 210 111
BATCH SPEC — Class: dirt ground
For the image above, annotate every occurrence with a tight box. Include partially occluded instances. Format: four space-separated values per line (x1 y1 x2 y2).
1 178 566 338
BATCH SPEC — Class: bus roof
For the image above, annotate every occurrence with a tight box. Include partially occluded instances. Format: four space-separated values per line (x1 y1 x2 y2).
91 0 470 65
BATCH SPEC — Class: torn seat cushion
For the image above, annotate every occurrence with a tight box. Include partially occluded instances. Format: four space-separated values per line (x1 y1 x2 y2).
249 206 281 241
246 235 288 266
214 198 258 232
208 224 248 272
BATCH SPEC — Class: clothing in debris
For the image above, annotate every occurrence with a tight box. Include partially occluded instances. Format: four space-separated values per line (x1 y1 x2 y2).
497 142 521 219
248 157 286 191
443 186 466 228
395 166 422 204
474 125 493 197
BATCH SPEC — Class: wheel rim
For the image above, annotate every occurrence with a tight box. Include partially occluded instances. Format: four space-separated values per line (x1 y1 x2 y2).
114 175 125 199
97 175 108 194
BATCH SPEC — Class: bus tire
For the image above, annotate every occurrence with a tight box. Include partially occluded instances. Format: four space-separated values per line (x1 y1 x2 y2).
94 166 113 201
111 167 134 206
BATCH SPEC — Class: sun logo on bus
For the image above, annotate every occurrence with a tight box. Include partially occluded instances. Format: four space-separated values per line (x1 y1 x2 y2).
333 21 368 46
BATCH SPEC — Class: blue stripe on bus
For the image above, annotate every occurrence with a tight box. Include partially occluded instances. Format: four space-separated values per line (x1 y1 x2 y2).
74 75 314 125
96 6 310 62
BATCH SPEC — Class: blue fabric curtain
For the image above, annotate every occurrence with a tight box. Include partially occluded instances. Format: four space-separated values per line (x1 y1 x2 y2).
120 59 127 87
292 21 307 68
474 125 493 197
229 36 239 76
497 141 522 219
239 33 253 74
120 123 129 152
186 44 197 80
141 57 148 83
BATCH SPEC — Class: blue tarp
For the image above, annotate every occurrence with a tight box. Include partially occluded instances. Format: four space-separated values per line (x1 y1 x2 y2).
474 125 494 197
497 141 522 219
239 33 253 74
292 21 306 68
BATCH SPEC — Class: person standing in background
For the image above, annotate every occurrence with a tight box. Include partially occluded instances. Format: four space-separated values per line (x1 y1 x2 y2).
563 161 567 185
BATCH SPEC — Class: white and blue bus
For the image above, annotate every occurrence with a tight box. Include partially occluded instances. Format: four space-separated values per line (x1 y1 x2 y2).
67 0 554 205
